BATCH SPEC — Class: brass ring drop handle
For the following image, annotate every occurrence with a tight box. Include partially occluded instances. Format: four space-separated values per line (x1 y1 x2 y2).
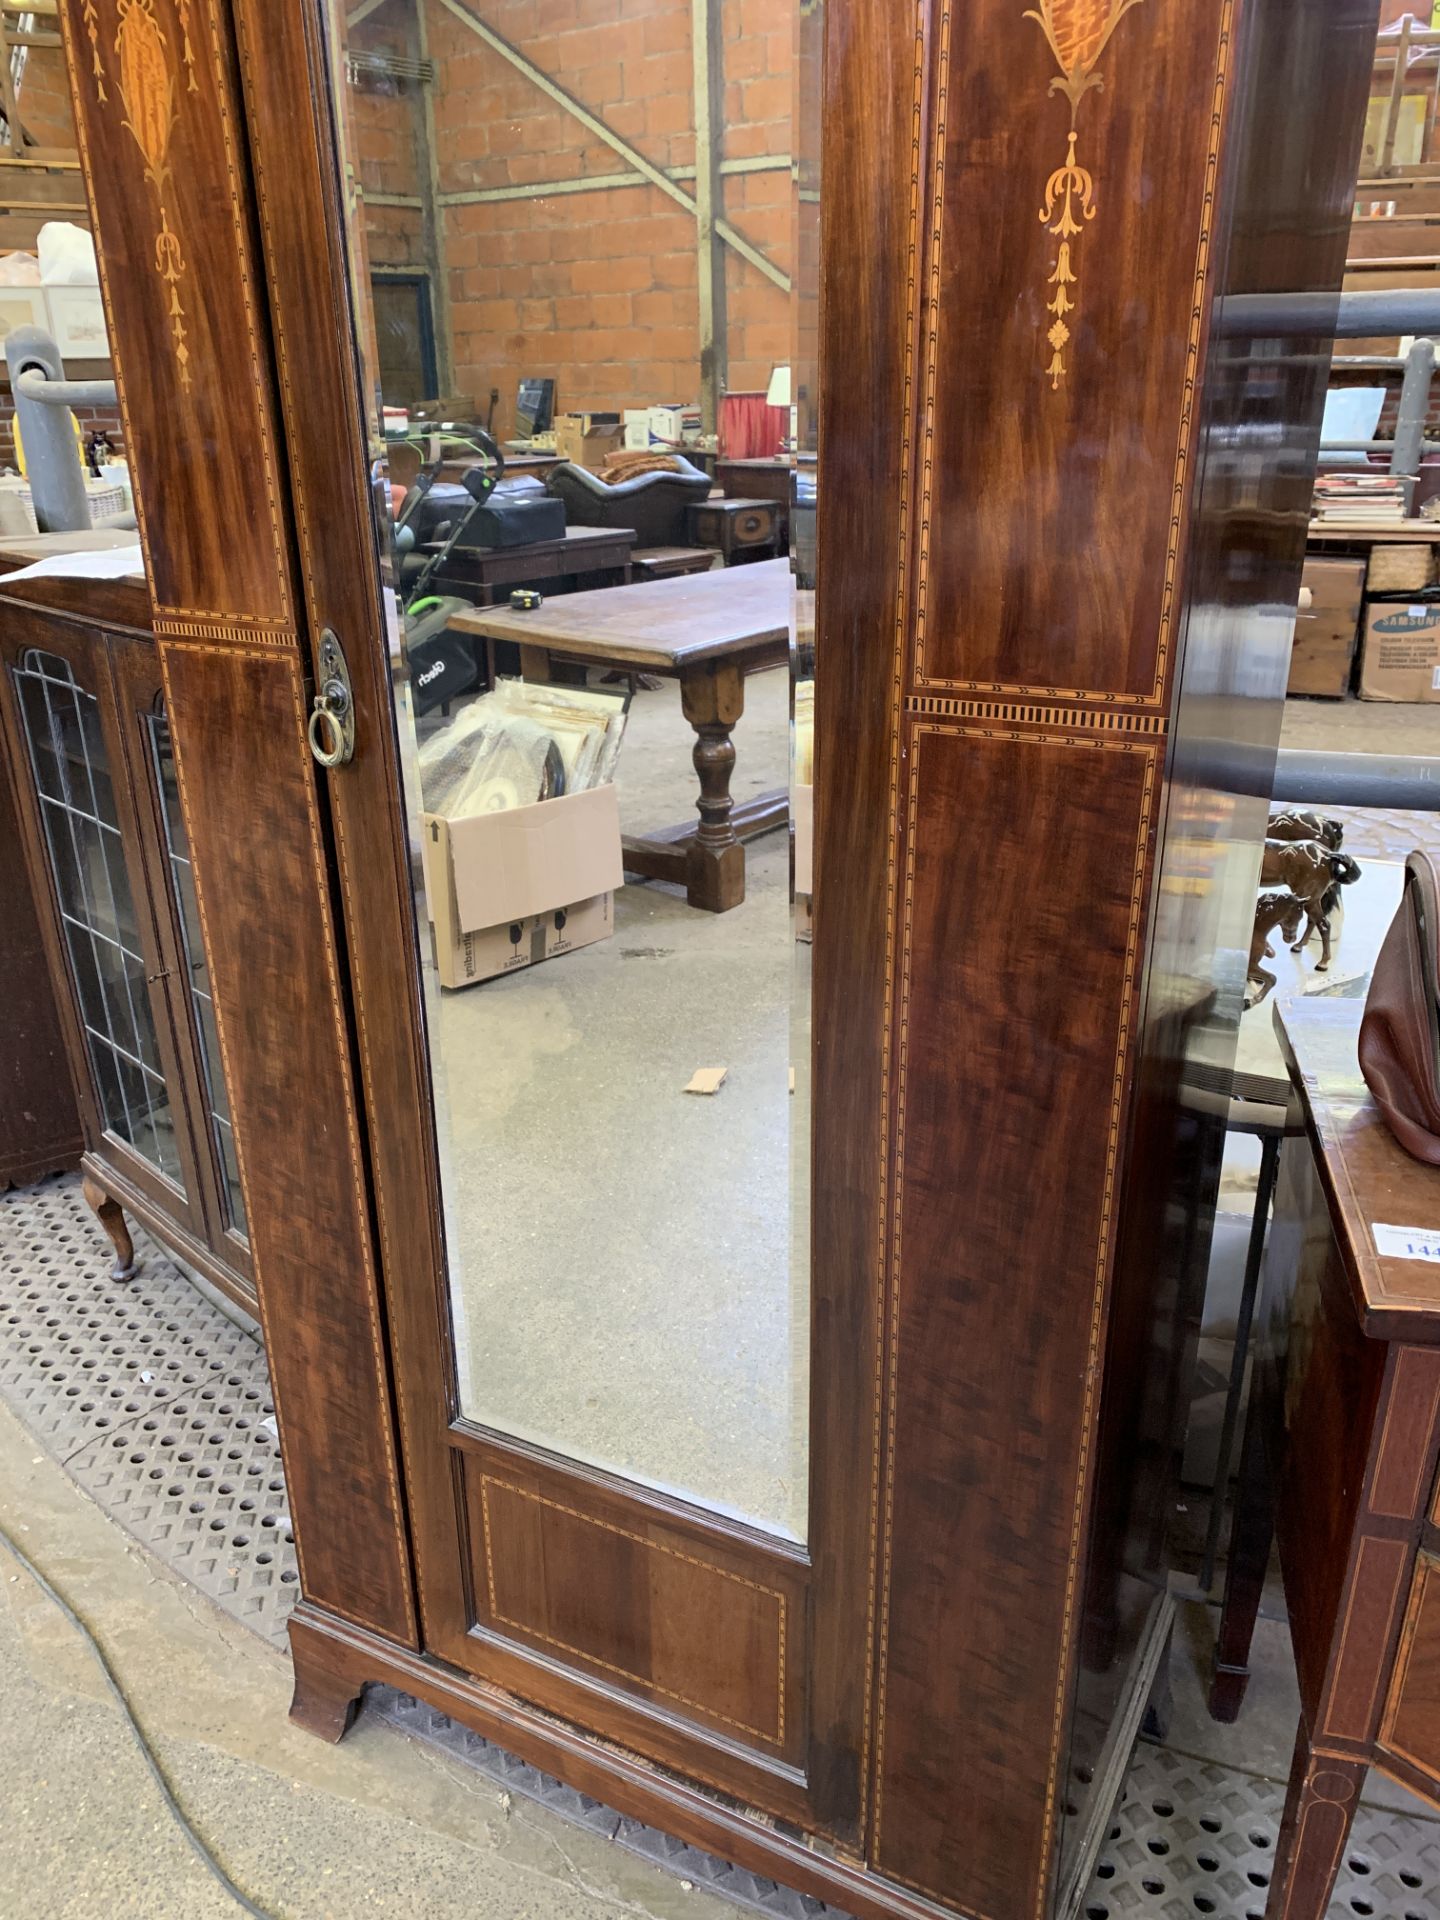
307 629 356 768
307 693 349 767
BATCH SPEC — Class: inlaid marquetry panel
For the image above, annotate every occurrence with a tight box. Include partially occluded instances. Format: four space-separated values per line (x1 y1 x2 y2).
58 0 293 631
158 641 412 1636
464 1460 804 1764
909 0 1234 705
872 723 1159 1912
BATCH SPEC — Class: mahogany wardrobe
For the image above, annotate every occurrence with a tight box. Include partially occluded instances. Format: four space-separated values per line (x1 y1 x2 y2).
45 0 1375 1916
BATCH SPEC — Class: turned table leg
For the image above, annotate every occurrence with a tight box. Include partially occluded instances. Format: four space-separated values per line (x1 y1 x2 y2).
81 1174 137 1281
679 659 747 913
1266 1723 1363 1920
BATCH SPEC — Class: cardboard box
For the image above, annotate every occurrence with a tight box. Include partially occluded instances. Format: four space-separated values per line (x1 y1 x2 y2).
793 780 813 895
793 781 813 943
648 404 701 446
553 412 623 468
621 405 702 450
1288 556 1364 698
421 782 624 987
1359 598 1440 702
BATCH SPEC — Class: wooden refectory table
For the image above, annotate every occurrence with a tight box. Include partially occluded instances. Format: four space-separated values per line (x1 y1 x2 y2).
450 557 790 912
1208 991 1440 1919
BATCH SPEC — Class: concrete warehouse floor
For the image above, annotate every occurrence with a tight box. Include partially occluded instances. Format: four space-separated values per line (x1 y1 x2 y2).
0 1398 747 1920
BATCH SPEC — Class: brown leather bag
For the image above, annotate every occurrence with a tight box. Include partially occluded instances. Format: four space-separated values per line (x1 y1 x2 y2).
1359 851 1440 1165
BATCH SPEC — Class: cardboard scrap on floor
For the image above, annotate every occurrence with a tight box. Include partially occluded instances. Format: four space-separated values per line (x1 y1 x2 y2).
685 1067 728 1095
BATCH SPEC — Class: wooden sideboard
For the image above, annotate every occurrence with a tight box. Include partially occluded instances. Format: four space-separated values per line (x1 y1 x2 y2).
1210 994 1440 1919
0 562 254 1316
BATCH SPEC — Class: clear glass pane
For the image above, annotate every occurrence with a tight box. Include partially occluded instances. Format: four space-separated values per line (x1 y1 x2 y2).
13 648 184 1189
332 0 809 1539
148 711 248 1240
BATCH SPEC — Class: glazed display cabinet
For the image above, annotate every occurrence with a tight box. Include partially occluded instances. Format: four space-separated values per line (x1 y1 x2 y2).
0 596 253 1314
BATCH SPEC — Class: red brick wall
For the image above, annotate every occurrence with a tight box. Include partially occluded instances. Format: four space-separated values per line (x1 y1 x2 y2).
352 0 792 436
350 25 428 273
13 45 77 151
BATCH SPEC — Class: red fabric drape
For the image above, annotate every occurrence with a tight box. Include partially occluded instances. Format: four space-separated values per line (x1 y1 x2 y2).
719 392 789 459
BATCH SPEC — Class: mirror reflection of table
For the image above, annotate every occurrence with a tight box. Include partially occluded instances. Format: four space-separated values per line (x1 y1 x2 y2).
451 558 791 911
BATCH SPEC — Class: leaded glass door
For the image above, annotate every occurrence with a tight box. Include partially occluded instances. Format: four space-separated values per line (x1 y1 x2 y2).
6 624 205 1228
2 610 253 1310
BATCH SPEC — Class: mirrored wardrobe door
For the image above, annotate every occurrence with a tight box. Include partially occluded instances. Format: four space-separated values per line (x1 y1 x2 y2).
327 0 809 1544
228 0 873 1843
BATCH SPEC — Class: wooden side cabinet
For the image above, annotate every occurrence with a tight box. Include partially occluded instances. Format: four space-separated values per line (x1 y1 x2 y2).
1209 995 1440 1919
0 586 253 1316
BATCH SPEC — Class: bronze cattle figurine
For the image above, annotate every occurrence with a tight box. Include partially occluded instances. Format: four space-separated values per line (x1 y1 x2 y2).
1249 891 1304 1004
1267 809 1343 851
1259 840 1361 971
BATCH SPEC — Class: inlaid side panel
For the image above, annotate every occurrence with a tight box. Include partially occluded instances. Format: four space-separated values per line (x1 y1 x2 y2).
915 0 1233 704
157 642 413 1636
1371 1349 1440 1522
872 725 1158 1913
1321 1535 1411 1747
810 0 923 1848
57 0 292 630
1273 1155 1389 1731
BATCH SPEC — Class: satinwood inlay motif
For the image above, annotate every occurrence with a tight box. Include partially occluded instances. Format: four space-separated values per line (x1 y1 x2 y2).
79 0 106 99
112 0 190 387
1024 0 1146 387
74 0 192 387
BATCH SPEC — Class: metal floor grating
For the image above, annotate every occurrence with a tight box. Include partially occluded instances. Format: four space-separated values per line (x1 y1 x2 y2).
0 1175 296 1646
4 1173 1440 1919
1088 1745 1440 1920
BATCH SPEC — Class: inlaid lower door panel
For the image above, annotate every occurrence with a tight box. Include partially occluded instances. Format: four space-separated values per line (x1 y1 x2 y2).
455 1444 811 1813
1381 1552 1440 1790
872 721 1161 1913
